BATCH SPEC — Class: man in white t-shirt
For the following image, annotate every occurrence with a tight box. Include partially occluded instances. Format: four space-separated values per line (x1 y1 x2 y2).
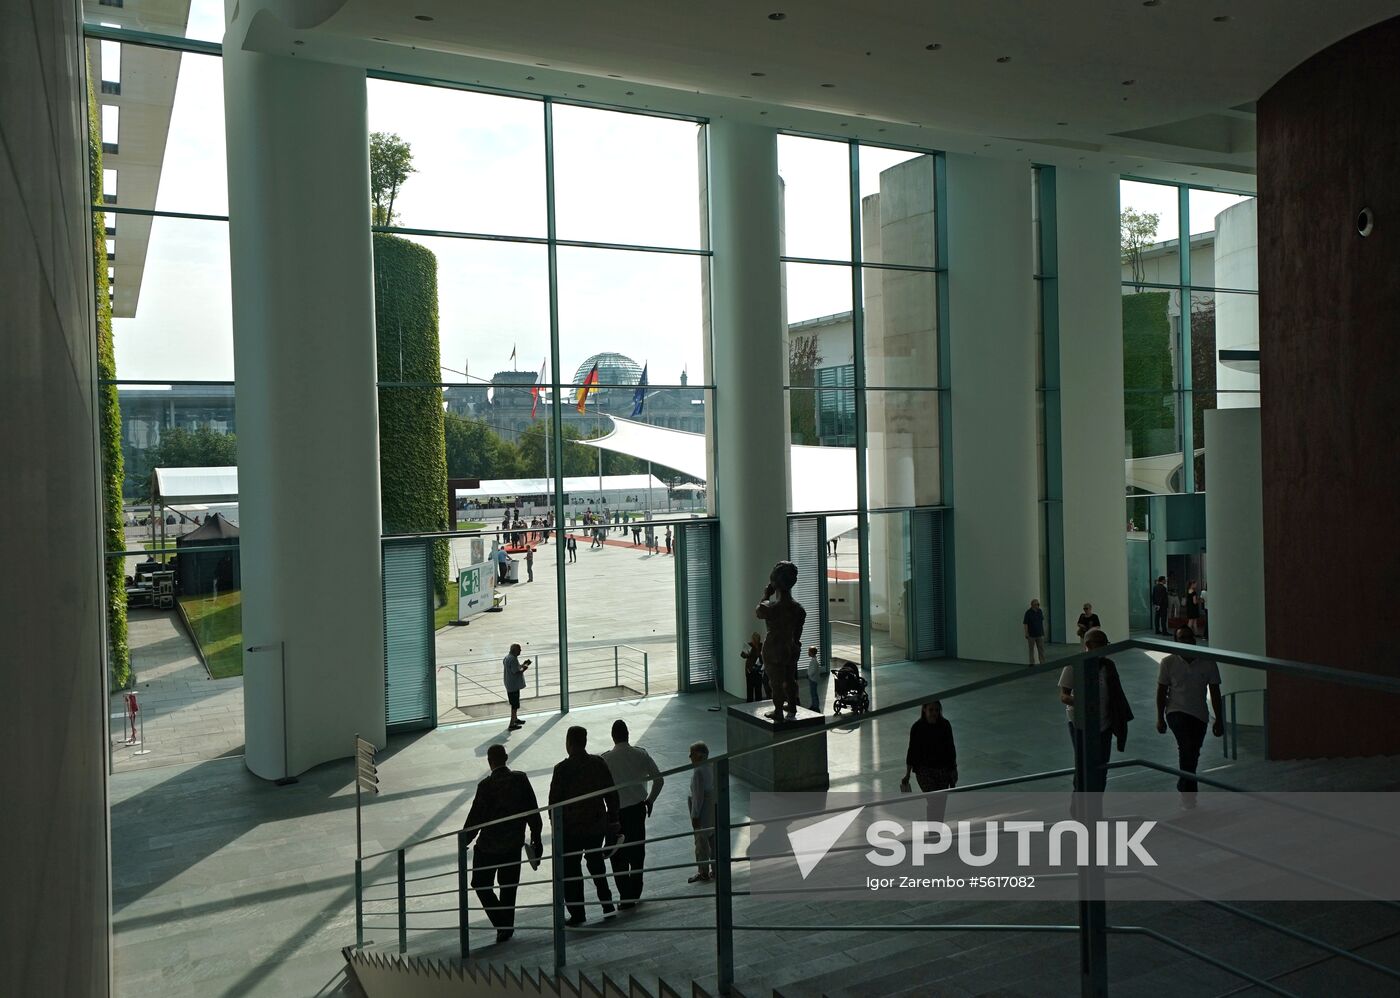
1156 628 1224 805
1058 629 1114 793
600 720 664 909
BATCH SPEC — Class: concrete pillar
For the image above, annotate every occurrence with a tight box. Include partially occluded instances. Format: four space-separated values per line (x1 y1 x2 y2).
707 120 789 694
1213 199 1260 404
945 155 1038 662
224 18 385 777
2 1 112 991
1054 169 1129 642
1204 408 1266 724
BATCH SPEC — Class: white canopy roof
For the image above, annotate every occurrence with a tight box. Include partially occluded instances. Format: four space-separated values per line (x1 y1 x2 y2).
455 473 666 495
152 466 238 503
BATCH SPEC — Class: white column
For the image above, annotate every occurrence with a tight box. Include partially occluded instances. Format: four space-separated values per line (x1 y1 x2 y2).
707 120 790 694
1204 408 1265 723
224 26 385 778
945 155 1038 662
1055 169 1129 641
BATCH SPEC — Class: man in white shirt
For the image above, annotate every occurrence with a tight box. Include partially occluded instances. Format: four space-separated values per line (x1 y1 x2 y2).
1156 628 1224 805
600 720 664 909
502 643 530 730
687 742 716 884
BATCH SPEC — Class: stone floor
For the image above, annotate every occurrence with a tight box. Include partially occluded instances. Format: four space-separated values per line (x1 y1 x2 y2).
110 646 1400 997
109 608 245 773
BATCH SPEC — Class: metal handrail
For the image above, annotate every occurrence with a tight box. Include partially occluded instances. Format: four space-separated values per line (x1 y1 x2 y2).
355 637 1400 990
1222 687 1268 759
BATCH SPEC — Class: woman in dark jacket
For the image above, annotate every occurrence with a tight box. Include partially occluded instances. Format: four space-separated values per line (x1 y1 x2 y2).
901 701 958 821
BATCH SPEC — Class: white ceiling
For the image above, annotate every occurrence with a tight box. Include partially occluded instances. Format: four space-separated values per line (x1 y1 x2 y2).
250 0 1400 185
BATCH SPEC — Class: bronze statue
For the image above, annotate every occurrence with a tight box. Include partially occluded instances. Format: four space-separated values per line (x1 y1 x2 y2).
755 561 807 720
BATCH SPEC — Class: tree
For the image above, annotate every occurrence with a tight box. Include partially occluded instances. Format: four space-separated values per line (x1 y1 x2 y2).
1120 208 1160 288
147 426 238 472
788 333 821 444
445 413 519 480
517 421 597 478
90 62 129 688
1122 292 1175 459
370 132 415 227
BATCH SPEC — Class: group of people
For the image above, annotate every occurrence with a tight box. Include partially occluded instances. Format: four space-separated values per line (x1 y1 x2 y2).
461 713 717 942
1150 576 1207 638
501 510 553 547
742 632 826 713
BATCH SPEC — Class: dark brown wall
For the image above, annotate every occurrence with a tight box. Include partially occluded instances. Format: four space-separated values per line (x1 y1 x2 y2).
1259 16 1400 758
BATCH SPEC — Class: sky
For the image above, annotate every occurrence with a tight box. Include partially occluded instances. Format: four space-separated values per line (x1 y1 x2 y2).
105 11 1251 388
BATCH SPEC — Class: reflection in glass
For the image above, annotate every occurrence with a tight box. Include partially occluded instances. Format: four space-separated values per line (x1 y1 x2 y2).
858 147 936 268
826 518 863 666
1124 391 1183 494
113 382 237 503
868 510 911 667
787 389 857 513
785 262 852 387
367 81 546 238
778 134 851 261
1122 288 1179 391
866 390 941 508
552 104 704 249
85 0 227 43
863 266 937 387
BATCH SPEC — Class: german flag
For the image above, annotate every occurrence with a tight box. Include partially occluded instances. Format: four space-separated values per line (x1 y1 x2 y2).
575 362 599 413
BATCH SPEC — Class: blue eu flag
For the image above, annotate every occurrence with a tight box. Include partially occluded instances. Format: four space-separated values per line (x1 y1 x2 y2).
631 363 648 417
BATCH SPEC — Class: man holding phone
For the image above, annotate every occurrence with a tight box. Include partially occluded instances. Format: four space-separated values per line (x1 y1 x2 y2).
503 643 531 730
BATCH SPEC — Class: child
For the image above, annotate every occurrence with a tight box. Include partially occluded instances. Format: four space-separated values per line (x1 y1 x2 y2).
741 633 766 702
806 644 824 712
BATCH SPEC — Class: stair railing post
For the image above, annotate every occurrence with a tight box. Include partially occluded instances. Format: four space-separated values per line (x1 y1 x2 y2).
397 848 408 955
551 809 565 972
1075 655 1108 998
457 831 471 961
354 858 364 949
714 757 734 995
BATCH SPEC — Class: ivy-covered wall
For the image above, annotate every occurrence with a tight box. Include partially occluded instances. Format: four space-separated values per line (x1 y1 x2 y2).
373 233 449 604
89 68 129 688
1122 290 1176 459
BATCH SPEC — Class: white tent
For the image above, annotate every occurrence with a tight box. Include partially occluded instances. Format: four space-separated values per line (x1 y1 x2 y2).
152 465 238 503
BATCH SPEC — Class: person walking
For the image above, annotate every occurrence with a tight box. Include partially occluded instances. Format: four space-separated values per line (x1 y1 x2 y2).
900 701 958 822
1075 602 1101 641
1185 581 1202 637
687 741 716 884
1057 629 1133 793
1024 599 1046 666
525 546 535 583
805 645 824 712
503 644 530 730
566 534 578 563
1156 628 1223 807
548 726 621 926
1151 576 1169 636
741 633 766 702
600 720 664 909
664 526 673 556
461 744 543 943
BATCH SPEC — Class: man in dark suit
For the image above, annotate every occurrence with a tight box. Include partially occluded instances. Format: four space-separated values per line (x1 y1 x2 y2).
462 743 543 943
1151 576 1169 635
548 726 621 926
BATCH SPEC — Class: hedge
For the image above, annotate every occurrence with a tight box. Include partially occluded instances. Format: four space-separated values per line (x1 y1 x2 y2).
373 234 450 604
89 66 129 688
1122 290 1176 459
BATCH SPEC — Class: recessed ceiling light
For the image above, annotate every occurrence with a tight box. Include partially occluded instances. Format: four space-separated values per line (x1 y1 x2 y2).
996 56 1011 63
751 71 766 77
1142 0 1161 6
768 12 786 20
839 123 848 127
1213 15 1230 22
576 84 586 89
537 63 550 67
372 36 388 41
607 74 621 79
1057 121 1069 126
760 110 768 115
878 128 886 132
414 14 433 21
820 83 836 88
925 43 941 51
625 91 634 96
293 40 304 45
1122 79 1135 86
740 95 751 99
526 75 535 80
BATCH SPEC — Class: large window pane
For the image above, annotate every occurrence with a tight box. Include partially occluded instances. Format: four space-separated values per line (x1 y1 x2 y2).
1119 179 1178 287
1121 288 1179 391
866 389 941 508
1124 391 1184 495
88 43 227 216
552 104 704 249
556 246 707 387
108 214 232 381
785 262 852 387
868 510 911 667
115 382 237 503
367 81 546 238
778 134 851 261
788 388 856 513
863 266 938 387
1191 190 1257 291
858 147 936 268
85 0 225 44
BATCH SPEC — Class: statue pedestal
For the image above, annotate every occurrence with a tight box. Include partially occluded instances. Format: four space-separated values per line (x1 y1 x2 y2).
726 703 829 792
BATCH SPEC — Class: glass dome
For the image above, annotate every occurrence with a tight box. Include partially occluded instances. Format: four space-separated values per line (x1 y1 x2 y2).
573 352 643 385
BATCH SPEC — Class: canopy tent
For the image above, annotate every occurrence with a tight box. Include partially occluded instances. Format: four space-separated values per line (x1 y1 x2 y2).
175 511 240 596
152 465 238 504
577 416 859 537
453 473 666 496
671 482 705 492
1125 450 1203 496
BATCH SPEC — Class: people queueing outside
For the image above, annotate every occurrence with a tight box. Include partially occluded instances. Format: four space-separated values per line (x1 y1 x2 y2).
600 720 664 909
900 701 958 823
1156 627 1224 808
1076 602 1101 642
502 643 531 730
1024 598 1046 666
687 741 716 884
525 546 535 583
741 633 766 702
548 726 621 926
805 645 824 712
1057 629 1133 793
566 534 578 563
1151 575 1170 636
664 525 673 556
461 743 542 944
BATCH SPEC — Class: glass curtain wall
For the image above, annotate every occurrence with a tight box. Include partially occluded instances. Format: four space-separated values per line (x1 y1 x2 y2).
83 5 243 774
1033 166 1066 642
367 78 712 723
779 135 948 677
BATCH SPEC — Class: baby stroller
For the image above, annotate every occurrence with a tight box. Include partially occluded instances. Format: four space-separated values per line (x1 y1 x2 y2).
831 661 869 714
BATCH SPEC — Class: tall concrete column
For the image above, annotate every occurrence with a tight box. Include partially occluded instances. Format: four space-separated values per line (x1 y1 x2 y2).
945 155 1038 662
707 120 789 695
224 15 385 778
1054 169 1129 641
1204 408 1265 724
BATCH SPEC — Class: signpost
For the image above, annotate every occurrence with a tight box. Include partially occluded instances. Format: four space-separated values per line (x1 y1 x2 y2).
456 562 495 623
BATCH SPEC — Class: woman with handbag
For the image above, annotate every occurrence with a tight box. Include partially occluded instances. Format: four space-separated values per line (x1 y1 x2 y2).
900 701 958 823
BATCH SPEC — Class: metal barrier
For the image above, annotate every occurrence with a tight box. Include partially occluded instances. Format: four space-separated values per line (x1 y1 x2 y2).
357 637 1400 996
1222 687 1268 760
440 645 650 718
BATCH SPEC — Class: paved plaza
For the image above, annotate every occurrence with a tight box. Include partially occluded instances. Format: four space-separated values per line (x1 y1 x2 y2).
109 649 1400 997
